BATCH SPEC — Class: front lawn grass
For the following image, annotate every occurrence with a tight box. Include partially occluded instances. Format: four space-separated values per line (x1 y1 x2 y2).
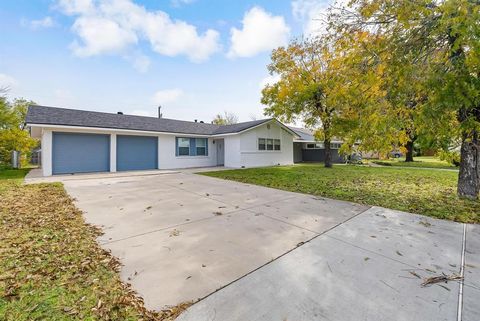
371 156 457 170
201 164 479 223
0 168 188 320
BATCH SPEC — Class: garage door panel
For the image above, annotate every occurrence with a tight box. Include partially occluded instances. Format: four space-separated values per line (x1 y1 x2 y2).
53 132 110 174
117 135 158 171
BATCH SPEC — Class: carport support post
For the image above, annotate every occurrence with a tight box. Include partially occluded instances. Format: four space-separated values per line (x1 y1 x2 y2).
110 134 117 172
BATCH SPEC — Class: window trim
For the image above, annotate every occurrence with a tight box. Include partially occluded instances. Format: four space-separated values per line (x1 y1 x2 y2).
258 137 281 151
176 137 208 157
306 142 333 149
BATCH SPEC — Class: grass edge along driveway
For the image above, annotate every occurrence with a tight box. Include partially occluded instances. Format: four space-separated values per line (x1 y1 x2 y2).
0 168 189 321
201 164 479 224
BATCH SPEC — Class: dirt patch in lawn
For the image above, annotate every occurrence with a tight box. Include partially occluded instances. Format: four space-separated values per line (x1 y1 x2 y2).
0 180 189 320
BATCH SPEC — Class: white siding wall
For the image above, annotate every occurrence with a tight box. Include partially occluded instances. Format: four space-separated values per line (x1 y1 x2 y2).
41 129 52 176
157 135 217 169
35 121 294 176
110 134 117 172
235 122 294 168
223 135 241 168
37 126 218 176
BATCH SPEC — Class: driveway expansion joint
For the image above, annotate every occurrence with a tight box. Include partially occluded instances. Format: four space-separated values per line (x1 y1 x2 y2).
187 205 373 307
457 223 466 321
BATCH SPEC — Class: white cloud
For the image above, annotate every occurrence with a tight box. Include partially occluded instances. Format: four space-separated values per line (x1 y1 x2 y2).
56 0 220 62
56 0 95 15
152 89 183 105
0 73 18 89
70 16 138 56
292 0 349 37
170 0 196 8
259 74 281 90
29 16 55 29
228 7 290 58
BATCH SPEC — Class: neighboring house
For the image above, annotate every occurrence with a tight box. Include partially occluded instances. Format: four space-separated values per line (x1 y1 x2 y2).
26 105 297 176
289 127 345 163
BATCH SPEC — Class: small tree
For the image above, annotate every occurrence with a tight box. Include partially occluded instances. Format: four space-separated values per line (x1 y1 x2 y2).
0 97 38 166
261 38 350 167
212 111 239 125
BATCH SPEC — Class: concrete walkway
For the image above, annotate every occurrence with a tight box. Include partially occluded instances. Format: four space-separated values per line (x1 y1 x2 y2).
58 170 368 309
178 208 478 321
33 169 478 320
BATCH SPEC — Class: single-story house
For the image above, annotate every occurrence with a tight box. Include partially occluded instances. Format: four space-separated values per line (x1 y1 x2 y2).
289 127 345 163
26 105 298 176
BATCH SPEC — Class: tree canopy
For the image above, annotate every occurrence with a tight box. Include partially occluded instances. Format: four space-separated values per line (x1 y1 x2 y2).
212 111 239 125
328 0 480 198
0 95 38 166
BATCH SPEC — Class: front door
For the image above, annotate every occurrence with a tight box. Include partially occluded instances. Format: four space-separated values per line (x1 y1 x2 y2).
216 139 224 166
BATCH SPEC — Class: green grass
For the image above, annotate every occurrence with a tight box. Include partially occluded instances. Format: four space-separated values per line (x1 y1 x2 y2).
371 156 457 170
0 167 188 320
201 164 479 223
0 168 31 193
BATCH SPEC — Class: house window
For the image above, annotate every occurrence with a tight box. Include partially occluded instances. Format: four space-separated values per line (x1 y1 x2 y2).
331 143 342 149
306 143 325 149
266 139 274 150
258 138 266 150
258 138 280 151
196 138 207 156
274 139 281 150
176 137 208 156
178 138 190 156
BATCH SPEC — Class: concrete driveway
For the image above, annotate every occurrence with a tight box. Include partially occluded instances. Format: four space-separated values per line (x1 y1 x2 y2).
53 170 478 320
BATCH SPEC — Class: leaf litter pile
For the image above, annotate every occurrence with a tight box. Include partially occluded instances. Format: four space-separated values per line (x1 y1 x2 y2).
0 182 190 320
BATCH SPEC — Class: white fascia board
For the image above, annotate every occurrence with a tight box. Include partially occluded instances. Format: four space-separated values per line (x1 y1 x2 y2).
27 123 212 137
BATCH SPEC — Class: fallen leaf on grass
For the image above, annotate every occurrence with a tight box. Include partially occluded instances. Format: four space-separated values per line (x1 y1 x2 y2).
0 182 191 320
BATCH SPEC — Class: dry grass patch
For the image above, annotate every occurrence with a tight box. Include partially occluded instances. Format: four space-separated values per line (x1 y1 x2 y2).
0 172 189 320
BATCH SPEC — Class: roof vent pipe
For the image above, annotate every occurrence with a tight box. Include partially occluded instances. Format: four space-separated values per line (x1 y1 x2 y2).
194 119 197 122
158 106 162 118
117 111 123 115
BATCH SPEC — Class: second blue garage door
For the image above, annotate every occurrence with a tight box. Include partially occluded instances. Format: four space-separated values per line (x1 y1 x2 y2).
117 135 158 171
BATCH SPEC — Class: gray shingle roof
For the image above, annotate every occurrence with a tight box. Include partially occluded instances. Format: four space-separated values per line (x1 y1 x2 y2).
25 105 273 136
289 126 343 143
289 127 316 141
212 119 272 134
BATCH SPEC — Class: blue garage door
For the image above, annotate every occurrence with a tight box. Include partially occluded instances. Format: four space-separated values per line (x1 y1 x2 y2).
53 132 110 174
117 135 158 171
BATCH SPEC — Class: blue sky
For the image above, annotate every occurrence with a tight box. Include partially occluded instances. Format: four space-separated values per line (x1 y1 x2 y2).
0 0 331 123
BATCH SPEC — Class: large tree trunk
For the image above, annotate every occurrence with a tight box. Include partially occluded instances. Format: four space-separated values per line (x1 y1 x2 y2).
457 130 480 200
324 138 332 168
405 138 415 162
